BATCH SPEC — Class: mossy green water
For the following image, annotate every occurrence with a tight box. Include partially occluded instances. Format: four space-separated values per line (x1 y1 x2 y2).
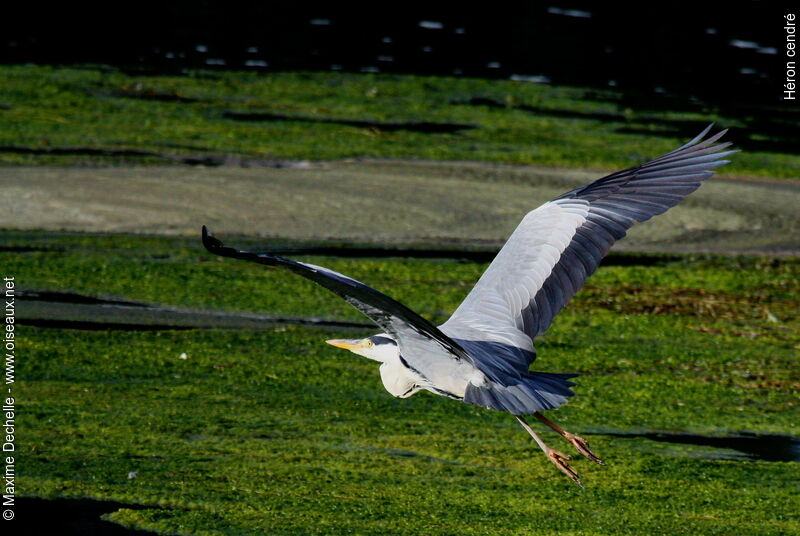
1 65 798 178
10 231 800 535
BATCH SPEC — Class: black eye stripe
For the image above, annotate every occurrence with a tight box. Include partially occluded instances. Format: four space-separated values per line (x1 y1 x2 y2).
370 336 396 346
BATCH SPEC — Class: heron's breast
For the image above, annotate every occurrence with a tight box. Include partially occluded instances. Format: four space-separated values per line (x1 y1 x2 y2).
379 360 421 398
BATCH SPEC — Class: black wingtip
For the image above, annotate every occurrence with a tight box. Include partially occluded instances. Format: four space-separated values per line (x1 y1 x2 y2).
201 225 224 252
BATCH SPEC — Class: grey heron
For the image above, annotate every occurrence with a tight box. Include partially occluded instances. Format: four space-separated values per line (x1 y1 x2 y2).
202 126 735 485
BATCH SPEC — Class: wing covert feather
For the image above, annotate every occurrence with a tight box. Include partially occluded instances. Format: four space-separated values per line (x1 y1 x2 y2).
441 127 735 358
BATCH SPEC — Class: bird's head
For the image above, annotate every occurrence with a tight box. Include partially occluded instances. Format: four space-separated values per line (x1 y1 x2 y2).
326 334 398 363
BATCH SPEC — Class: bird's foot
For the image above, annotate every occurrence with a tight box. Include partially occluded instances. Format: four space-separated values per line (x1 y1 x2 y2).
564 432 603 465
546 448 582 487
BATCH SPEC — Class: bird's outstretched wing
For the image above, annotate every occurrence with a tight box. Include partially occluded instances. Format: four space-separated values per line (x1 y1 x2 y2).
441 126 736 356
201 226 474 365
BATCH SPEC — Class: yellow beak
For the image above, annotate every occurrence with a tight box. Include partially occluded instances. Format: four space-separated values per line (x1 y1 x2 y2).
325 339 362 351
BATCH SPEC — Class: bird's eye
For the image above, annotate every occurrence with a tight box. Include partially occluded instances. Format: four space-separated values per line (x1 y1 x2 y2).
366 340 374 348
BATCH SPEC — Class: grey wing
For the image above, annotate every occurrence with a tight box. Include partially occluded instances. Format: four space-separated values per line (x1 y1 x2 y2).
201 226 475 372
441 126 736 363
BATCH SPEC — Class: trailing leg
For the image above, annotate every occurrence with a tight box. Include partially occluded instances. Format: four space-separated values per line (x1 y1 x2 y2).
515 415 582 486
534 412 603 465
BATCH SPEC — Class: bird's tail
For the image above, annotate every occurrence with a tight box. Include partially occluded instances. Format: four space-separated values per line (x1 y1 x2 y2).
463 372 578 415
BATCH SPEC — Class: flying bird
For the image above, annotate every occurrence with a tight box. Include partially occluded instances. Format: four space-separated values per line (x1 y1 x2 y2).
202 126 734 485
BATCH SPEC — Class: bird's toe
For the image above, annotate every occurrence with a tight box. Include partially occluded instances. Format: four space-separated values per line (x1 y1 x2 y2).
566 433 604 465
546 448 582 487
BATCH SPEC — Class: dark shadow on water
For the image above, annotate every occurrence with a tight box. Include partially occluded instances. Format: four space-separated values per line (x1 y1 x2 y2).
223 111 476 133
17 289 372 331
0 245 60 253
21 318 202 331
0 145 168 159
0 145 311 168
110 88 200 103
595 430 800 462
19 289 146 307
15 497 162 535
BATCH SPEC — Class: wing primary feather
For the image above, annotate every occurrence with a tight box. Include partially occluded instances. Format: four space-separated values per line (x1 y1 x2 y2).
442 127 734 366
201 226 475 365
